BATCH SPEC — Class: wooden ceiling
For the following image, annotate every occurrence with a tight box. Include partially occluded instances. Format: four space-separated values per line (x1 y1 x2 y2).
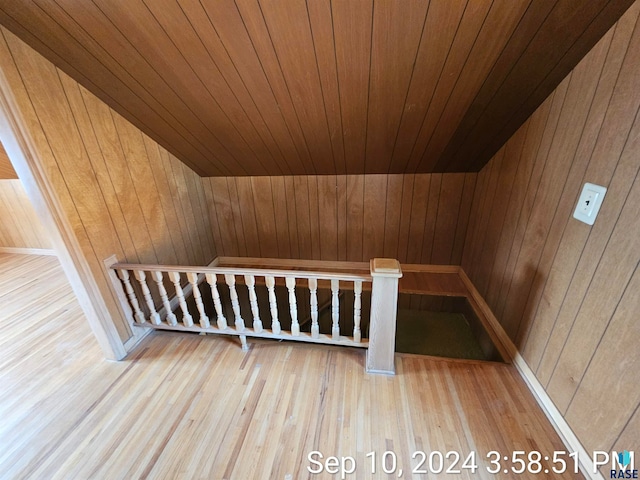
0 0 635 177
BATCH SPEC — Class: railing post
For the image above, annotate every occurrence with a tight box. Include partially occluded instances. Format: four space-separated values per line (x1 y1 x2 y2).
366 258 402 375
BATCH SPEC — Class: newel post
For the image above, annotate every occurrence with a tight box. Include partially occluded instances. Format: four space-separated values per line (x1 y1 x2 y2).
366 258 402 375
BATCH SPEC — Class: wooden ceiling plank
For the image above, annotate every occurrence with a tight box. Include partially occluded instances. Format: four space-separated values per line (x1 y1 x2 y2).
403 0 493 173
258 0 334 174
177 0 290 175
444 0 638 172
390 0 467 173
332 0 373 174
197 0 306 175
90 0 253 175
432 0 557 171
0 3 219 176
307 0 346 174
365 0 429 173
417 0 532 172
144 0 282 176
45 0 233 174
235 0 315 174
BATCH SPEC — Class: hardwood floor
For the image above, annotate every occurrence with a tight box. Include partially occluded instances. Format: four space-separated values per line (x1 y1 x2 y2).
0 254 584 479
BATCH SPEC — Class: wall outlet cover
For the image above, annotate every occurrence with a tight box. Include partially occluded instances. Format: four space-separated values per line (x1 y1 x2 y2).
573 182 606 225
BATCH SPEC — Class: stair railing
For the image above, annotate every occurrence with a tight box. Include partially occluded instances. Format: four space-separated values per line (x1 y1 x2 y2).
107 257 401 374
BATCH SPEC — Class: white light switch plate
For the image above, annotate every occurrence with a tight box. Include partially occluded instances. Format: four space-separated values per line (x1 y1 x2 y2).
573 182 606 225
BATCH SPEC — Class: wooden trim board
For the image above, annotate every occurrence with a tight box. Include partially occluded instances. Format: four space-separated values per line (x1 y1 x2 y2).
0 66 126 360
0 246 55 256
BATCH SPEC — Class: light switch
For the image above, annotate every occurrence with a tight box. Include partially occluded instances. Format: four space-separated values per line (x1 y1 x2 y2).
573 182 606 225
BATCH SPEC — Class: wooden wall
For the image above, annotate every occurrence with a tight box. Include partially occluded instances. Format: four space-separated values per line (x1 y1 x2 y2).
204 173 476 264
0 28 216 342
0 141 16 178
462 1 640 459
0 179 50 249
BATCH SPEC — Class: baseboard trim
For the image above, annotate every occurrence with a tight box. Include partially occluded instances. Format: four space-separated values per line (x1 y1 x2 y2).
0 246 56 256
123 325 154 353
512 352 603 480
459 267 602 480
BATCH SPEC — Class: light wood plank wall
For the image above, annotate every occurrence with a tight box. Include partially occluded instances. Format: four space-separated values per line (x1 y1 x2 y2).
203 173 477 264
462 1 640 459
0 28 216 342
0 141 16 178
0 179 50 248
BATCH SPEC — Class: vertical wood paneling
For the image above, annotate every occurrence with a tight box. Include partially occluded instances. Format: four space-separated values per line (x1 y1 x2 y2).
0 142 16 178
432 173 465 265
293 176 312 259
461 4 640 464
483 98 553 309
420 173 442 264
345 175 364 262
307 176 322 260
234 177 260 257
207 177 236 258
395 174 415 263
0 180 50 249
493 76 571 321
405 175 430 264
202 178 224 262
382 175 404 258
250 176 278 259
317 175 338 261
270 176 290 258
283 176 299 259
450 173 476 265
206 173 476 265
0 30 216 343
362 175 386 261
473 127 528 295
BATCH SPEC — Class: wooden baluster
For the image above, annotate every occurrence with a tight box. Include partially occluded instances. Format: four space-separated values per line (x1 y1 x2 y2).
117 269 145 324
187 272 210 328
133 270 160 325
133 271 155 324
309 278 319 338
286 277 299 336
205 273 228 330
265 276 281 334
245 275 263 333
331 279 340 339
168 271 193 327
353 280 363 342
225 274 245 331
150 271 177 326
239 334 249 352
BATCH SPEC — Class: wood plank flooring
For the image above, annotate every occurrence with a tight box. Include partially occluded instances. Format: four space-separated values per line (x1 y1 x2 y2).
0 254 583 479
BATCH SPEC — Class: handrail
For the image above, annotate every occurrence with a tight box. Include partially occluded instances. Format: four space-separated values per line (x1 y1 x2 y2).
110 262 372 283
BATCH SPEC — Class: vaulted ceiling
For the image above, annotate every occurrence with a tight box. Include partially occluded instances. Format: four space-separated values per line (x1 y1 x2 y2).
0 0 635 176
